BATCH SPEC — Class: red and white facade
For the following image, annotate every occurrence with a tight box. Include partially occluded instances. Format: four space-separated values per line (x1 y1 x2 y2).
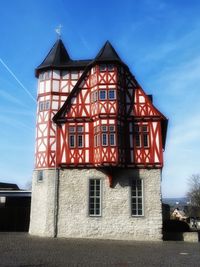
35 64 167 171
30 40 168 240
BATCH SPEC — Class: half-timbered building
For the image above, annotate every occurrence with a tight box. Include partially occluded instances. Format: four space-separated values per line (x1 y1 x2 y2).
29 39 168 240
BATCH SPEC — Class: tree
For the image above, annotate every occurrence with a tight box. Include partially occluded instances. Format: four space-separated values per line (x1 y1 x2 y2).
186 174 200 217
187 174 200 208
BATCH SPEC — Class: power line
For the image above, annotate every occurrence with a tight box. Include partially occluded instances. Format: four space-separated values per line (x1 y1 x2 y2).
0 58 36 103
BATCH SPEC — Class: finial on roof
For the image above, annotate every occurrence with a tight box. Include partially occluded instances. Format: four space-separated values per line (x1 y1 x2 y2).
55 24 62 39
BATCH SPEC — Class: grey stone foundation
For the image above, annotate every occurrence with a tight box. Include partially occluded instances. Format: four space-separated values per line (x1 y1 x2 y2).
29 168 162 241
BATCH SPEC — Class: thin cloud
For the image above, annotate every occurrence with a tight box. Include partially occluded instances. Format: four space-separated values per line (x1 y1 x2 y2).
0 58 36 103
79 35 91 51
0 89 27 107
0 106 35 117
0 114 33 131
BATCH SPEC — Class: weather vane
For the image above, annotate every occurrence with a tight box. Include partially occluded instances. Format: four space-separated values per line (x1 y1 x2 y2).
55 24 62 39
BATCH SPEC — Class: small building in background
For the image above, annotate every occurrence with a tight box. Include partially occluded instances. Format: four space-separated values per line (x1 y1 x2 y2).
0 182 31 231
171 208 187 221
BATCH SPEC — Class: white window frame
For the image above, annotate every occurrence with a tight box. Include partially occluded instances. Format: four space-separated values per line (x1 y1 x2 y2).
110 133 116 146
108 90 116 100
99 90 107 100
131 179 144 217
39 100 50 112
89 179 101 217
102 133 108 146
77 134 84 148
37 170 44 183
69 135 76 148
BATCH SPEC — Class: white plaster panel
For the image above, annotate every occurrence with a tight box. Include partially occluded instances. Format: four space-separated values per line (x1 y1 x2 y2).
71 81 77 86
82 110 86 116
39 82 44 94
62 71 70 79
39 123 47 132
71 71 78 80
85 123 89 132
52 80 60 92
45 80 51 92
53 70 60 79
53 95 59 100
139 95 145 103
154 152 159 162
85 95 90 104
52 101 59 110
45 95 50 100
61 96 67 101
61 81 68 93
85 150 89 162
85 135 89 147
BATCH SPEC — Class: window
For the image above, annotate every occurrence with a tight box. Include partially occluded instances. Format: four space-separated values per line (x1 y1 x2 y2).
78 135 83 148
108 90 116 100
68 125 84 148
99 90 107 100
131 179 143 216
37 170 43 182
69 126 75 133
142 126 149 148
101 125 108 132
39 100 50 112
100 124 116 146
89 179 101 216
69 135 75 148
109 125 116 146
99 64 107 72
94 126 100 147
110 133 115 146
107 64 114 71
99 64 114 72
102 133 108 146
134 124 149 148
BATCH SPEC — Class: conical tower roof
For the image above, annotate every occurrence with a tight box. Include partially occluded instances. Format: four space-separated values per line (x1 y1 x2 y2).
95 41 122 62
35 39 71 75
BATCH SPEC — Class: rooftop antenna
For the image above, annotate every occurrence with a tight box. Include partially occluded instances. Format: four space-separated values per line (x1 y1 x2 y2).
55 24 62 39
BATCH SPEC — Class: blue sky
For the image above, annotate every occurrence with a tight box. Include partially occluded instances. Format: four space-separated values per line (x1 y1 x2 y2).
0 0 200 197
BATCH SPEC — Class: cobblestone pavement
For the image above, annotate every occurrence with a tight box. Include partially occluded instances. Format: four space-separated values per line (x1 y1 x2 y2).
0 233 200 267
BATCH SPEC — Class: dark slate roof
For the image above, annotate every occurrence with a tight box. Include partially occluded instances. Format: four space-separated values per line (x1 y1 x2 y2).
95 41 122 62
35 39 92 77
37 39 70 67
0 182 19 190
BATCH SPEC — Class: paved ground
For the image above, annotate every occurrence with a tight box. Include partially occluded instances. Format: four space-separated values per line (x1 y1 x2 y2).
0 233 200 267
